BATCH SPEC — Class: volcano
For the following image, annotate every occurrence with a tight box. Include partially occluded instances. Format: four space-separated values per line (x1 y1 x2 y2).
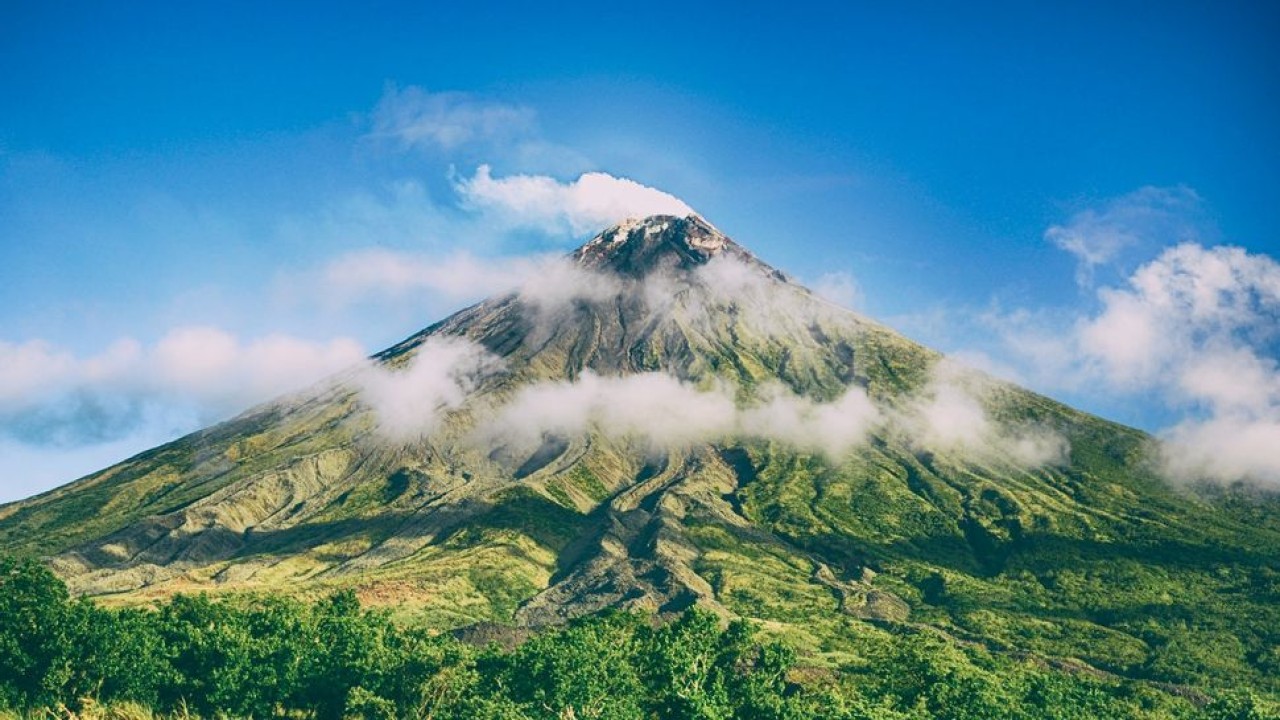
1 215 1276 691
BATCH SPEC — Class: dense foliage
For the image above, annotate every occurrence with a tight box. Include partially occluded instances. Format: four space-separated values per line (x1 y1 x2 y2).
2 557 1276 719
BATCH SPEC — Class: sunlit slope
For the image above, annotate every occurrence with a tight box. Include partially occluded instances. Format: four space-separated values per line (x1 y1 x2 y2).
1 214 1276 694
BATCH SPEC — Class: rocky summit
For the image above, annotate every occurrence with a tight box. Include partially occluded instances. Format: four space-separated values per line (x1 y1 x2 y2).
1 214 1277 694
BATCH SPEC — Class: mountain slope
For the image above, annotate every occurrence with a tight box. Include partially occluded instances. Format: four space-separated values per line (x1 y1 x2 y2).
1 214 1277 695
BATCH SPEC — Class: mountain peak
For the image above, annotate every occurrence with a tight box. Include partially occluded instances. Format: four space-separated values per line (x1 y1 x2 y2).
572 214 755 277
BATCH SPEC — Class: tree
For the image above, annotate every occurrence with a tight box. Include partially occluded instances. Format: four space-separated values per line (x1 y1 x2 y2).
487 611 647 720
0 556 77 709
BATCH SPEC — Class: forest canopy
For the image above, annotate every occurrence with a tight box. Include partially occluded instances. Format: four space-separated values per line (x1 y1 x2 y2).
0 556 1274 720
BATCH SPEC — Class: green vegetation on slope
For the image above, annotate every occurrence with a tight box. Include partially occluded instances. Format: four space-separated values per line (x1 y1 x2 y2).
4 557 1276 720
715 432 1280 697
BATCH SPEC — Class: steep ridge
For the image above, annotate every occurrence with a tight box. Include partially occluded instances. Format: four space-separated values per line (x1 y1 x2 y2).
1 214 1276 692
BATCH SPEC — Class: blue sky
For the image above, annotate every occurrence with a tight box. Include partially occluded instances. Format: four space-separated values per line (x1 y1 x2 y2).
2 1 1279 500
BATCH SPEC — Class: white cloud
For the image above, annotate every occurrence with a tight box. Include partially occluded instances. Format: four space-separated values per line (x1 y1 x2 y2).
978 198 1280 485
1045 185 1203 285
516 257 627 309
354 337 502 441
456 165 696 235
482 371 737 452
368 86 536 152
0 328 366 446
740 384 882 457
480 370 881 459
150 327 366 408
0 340 80 413
811 271 861 309
1176 345 1279 417
907 378 990 451
895 361 1069 468
685 254 873 345
1076 295 1154 387
306 248 627 320
1161 415 1280 485
1087 243 1280 485
318 249 547 303
0 338 152 417
277 165 699 318
476 361 1066 467
1077 244 1280 400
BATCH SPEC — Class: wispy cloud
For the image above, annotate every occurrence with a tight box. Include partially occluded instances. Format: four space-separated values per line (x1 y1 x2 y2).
480 371 737 452
892 360 1069 467
291 248 629 325
273 178 463 254
1045 185 1204 286
315 249 549 304
811 271 861 309
368 85 537 152
739 383 882 458
354 337 502 441
363 85 590 174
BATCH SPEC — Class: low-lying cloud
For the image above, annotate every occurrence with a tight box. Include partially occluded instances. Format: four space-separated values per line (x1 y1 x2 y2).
353 346 1066 473
480 371 881 459
811 271 861 310
335 235 1067 470
482 372 736 451
738 384 882 457
894 361 1069 468
354 337 503 441
680 253 859 341
360 357 1062 470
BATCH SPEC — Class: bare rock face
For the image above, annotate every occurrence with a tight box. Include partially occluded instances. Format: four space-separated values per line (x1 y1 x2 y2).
575 215 736 273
